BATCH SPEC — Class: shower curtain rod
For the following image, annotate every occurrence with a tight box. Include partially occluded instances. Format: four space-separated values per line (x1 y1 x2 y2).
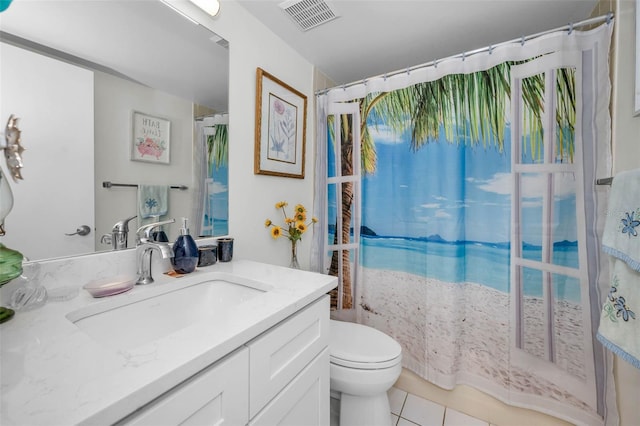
315 12 614 96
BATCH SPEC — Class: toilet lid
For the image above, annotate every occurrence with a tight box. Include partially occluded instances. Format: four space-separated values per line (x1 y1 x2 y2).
330 320 402 368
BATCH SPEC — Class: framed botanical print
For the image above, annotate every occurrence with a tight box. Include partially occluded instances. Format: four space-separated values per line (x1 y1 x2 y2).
254 68 307 178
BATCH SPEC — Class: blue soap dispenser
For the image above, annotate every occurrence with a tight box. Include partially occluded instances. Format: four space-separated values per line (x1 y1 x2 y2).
171 217 198 274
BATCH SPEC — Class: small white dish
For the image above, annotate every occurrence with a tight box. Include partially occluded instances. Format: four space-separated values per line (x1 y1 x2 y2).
83 276 135 298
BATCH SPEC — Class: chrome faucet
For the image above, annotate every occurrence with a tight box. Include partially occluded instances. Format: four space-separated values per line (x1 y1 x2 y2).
135 219 175 285
101 215 137 250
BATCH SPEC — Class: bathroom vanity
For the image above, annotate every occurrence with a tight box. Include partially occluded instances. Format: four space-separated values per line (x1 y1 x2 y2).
0 253 337 425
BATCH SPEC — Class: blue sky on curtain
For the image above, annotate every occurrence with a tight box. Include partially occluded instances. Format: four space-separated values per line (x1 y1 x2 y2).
315 22 614 425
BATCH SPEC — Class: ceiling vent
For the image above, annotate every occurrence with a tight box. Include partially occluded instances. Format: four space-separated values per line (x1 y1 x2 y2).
278 0 339 32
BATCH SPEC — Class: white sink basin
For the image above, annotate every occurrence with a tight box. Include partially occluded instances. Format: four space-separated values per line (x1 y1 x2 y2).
67 277 267 351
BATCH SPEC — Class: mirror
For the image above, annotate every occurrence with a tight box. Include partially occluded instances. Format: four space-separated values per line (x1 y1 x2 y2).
0 0 229 261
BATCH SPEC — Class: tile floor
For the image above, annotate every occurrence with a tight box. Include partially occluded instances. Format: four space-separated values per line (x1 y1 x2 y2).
388 387 492 426
331 387 492 426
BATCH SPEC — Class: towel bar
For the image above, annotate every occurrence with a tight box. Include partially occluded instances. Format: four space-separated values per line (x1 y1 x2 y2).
102 181 188 190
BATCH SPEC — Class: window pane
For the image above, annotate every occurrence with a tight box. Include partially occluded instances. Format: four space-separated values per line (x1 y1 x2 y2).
327 248 355 310
341 182 356 244
552 273 585 379
551 172 578 269
520 72 545 165
520 172 543 261
339 114 356 177
554 67 576 164
327 116 337 178
521 266 545 359
327 183 338 246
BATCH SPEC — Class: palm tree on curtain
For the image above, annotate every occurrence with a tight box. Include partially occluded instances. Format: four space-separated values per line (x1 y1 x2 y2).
329 61 575 310
207 124 228 173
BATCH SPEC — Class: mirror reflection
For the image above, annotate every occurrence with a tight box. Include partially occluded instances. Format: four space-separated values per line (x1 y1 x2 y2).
0 0 229 262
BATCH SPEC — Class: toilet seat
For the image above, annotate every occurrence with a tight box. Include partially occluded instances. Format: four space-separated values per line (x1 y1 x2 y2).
330 320 402 370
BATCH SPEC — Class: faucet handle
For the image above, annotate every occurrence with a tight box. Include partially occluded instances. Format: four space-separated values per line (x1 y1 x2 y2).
136 219 175 243
113 215 137 232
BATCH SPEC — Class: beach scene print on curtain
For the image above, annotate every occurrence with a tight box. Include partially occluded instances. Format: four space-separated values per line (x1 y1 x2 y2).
327 56 602 423
202 124 228 236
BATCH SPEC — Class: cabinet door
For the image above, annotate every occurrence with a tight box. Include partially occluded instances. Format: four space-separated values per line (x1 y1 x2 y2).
248 296 329 418
249 348 329 426
121 348 248 426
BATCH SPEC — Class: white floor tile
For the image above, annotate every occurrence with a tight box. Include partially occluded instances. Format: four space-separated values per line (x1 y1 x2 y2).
443 408 488 426
388 386 408 415
400 393 445 426
391 413 400 425
397 417 421 426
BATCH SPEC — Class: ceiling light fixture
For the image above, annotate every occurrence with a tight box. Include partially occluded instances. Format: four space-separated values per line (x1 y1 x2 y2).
189 0 220 17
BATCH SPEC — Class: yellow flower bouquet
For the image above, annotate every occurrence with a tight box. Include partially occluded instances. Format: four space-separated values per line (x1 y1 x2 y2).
265 201 317 268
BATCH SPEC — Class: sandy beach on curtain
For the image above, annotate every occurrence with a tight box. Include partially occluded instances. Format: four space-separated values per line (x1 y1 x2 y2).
357 267 592 412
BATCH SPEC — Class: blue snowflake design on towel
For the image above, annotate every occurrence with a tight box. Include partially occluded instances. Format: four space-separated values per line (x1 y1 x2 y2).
145 198 159 211
603 275 636 322
621 210 640 238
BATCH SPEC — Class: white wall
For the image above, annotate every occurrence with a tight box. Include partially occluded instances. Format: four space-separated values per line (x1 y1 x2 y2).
178 1 316 268
610 0 640 423
94 71 194 248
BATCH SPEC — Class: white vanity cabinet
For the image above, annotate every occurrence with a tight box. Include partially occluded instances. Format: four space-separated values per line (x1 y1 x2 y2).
119 296 329 426
119 348 250 426
249 296 330 425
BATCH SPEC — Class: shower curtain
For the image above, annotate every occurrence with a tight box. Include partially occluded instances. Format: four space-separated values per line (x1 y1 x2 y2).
314 23 615 425
192 115 228 237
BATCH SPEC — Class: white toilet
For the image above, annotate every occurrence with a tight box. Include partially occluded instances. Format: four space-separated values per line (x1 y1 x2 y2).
329 320 402 426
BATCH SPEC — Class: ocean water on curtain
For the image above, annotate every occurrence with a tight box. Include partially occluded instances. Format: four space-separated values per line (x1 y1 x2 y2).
360 236 580 302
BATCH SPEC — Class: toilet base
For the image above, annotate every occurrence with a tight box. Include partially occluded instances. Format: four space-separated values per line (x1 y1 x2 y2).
339 392 392 426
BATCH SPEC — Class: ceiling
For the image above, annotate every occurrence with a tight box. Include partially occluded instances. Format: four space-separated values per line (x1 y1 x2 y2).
236 0 601 86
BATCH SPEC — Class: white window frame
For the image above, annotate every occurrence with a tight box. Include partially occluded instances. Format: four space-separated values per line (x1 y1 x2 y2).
325 102 361 310
510 51 596 407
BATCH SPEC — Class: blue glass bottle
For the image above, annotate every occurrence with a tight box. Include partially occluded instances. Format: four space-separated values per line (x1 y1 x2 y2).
171 217 198 274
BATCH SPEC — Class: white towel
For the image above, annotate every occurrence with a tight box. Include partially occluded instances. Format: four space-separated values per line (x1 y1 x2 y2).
138 185 168 222
597 169 640 369
602 169 640 271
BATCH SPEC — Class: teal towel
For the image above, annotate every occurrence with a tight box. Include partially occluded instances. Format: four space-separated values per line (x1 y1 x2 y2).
597 168 640 369
138 185 168 221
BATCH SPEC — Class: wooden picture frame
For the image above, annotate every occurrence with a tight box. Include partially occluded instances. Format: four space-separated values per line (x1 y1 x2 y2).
131 111 171 164
254 68 307 178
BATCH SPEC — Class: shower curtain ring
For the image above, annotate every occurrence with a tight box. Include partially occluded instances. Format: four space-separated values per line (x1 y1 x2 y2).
520 36 525 46
568 22 574 35
462 52 466 61
488 45 493 55
606 12 612 24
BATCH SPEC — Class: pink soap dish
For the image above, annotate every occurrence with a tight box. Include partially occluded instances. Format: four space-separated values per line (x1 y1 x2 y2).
83 276 135 298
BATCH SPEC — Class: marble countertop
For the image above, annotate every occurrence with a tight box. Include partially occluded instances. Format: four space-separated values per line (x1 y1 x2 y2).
0 259 337 425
